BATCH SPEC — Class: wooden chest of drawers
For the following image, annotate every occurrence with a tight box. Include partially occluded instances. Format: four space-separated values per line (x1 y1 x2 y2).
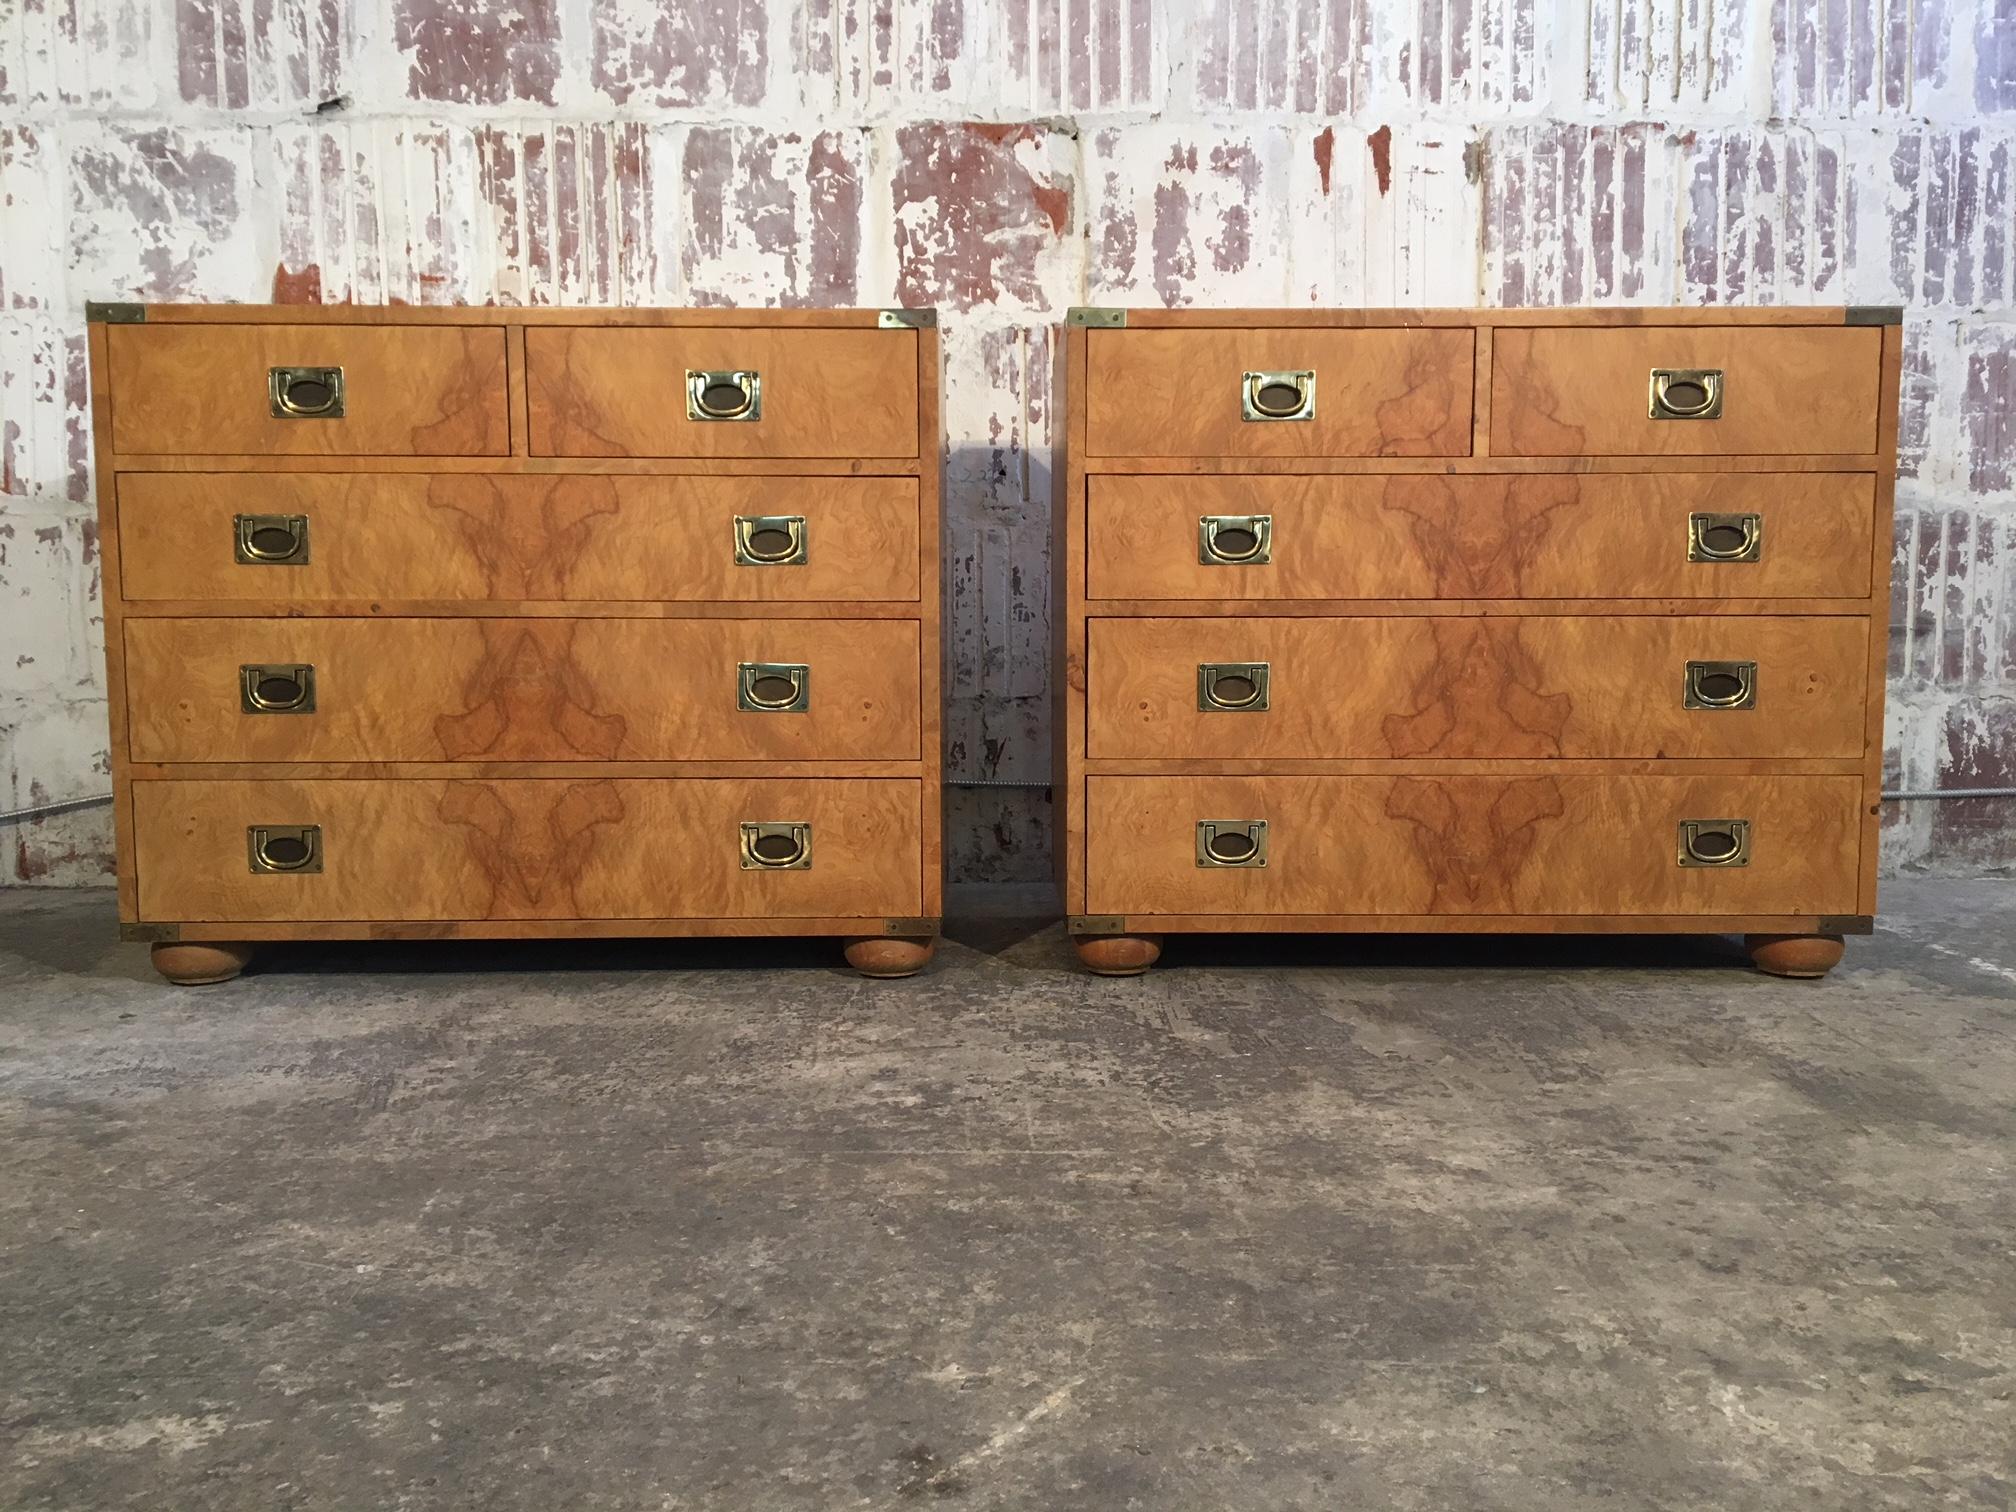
88 305 942 983
1054 308 1901 978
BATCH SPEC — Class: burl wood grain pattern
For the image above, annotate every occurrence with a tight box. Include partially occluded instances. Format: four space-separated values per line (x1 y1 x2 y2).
106 324 510 456
117 474 921 604
1491 327 1883 457
1084 328 1474 458
1087 616 1868 760
133 777 923 921
1086 473 1875 602
1084 774 1864 916
526 328 919 458
124 617 921 763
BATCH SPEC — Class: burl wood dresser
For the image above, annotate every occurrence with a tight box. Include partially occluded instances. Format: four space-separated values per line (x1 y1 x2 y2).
1055 307 1901 978
87 304 942 983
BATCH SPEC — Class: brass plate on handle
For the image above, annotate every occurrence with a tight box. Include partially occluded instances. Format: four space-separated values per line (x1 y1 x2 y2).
1649 368 1723 420
1677 819 1750 868
269 366 345 419
239 663 316 715
248 824 322 874
1199 515 1272 565
1683 659 1757 711
1198 662 1270 712
1241 370 1315 422
1687 512 1761 563
234 513 310 565
740 821 812 870
1196 820 1269 868
686 370 761 422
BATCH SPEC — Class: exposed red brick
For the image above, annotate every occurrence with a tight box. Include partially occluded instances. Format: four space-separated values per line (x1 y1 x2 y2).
591 0 765 107
396 0 559 105
1367 124 1393 196
890 125 1071 312
272 261 324 303
1313 126 1335 195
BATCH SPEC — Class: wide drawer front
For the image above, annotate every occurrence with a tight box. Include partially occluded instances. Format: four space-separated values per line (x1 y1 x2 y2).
1087 474 1875 601
1491 326 1883 457
526 328 919 458
1087 616 1868 759
1086 775 1862 916
125 618 920 763
116 474 920 604
105 325 510 456
1085 328 1474 458
133 778 923 921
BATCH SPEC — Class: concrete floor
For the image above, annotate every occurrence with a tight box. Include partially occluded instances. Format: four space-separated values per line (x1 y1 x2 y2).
2 884 2012 1511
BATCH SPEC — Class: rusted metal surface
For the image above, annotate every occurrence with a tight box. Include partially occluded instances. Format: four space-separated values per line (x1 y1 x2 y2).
1 0 2010 883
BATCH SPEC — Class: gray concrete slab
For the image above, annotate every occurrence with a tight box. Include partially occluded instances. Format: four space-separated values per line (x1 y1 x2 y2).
2 882 2012 1511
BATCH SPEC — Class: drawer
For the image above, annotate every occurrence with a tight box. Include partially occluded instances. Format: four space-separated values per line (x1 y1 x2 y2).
105 324 509 456
1491 326 1883 456
1086 774 1863 916
116 474 920 604
1087 616 1868 760
124 618 920 763
1085 328 1473 457
132 777 922 921
527 328 919 458
1086 474 1875 601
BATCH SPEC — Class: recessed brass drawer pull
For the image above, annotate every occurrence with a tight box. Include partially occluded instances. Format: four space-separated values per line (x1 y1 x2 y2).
740 821 811 870
268 366 345 419
248 824 322 874
233 513 310 564
687 369 761 422
1196 820 1268 868
1241 370 1315 422
737 662 810 712
734 514 807 565
1197 662 1270 712
239 663 316 714
1198 514 1272 565
1677 818 1750 868
1687 511 1762 562
1683 659 1757 710
1649 368 1724 420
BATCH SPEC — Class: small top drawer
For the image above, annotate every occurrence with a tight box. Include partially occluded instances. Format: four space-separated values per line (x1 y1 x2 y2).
1491 326 1884 457
527 328 920 458
105 324 510 456
1085 328 1474 458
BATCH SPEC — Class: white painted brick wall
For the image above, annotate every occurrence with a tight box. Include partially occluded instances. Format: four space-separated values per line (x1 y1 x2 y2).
2 0 2011 882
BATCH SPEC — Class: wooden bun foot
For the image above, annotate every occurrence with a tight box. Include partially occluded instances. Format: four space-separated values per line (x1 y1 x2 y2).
1744 933 1845 979
843 936 936 978
1074 934 1163 976
150 942 255 986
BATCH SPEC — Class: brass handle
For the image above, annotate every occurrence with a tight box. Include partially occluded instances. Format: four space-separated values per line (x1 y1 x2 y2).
1199 514 1272 565
734 514 808 566
1678 819 1750 868
1650 368 1724 420
687 369 762 421
239 663 316 714
1196 820 1269 868
737 662 810 712
268 366 345 419
248 824 322 874
1687 512 1762 563
1242 370 1315 422
1683 659 1757 710
740 821 811 870
234 513 310 564
1197 662 1270 712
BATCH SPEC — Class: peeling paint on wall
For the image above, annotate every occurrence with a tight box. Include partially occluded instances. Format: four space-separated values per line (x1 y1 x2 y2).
2 0 2013 885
